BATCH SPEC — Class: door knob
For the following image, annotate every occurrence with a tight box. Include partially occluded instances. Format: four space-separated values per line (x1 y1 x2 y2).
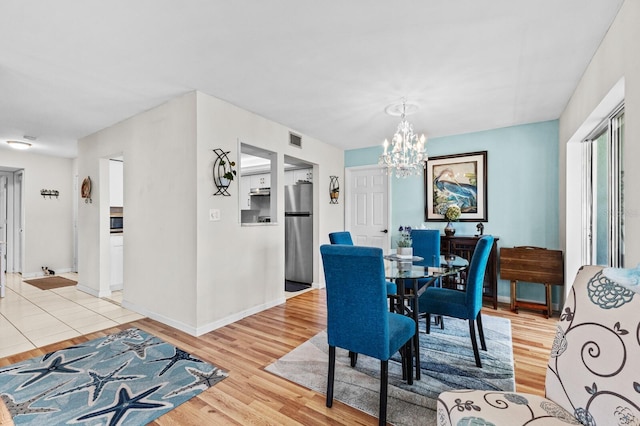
381 229 388 233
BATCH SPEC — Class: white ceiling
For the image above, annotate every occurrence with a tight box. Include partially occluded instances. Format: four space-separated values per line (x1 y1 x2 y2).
0 1 624 158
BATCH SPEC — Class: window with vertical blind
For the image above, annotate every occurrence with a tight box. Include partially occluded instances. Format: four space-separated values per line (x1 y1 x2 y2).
582 104 624 267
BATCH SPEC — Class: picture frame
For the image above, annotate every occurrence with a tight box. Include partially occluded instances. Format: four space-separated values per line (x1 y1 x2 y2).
425 151 487 222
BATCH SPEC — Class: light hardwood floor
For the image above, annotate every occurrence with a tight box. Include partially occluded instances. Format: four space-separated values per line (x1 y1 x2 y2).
0 290 557 425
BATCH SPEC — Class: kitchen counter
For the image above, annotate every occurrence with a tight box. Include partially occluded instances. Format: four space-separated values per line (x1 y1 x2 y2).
241 222 278 227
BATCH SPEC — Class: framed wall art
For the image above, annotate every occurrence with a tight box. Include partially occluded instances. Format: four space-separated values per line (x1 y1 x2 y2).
424 151 487 222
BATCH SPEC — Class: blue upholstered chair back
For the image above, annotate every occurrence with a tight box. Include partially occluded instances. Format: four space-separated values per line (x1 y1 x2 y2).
320 244 393 360
328 231 353 245
410 229 441 267
465 235 494 316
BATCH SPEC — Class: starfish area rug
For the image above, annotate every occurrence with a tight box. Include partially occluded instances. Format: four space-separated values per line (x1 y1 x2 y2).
0 327 227 425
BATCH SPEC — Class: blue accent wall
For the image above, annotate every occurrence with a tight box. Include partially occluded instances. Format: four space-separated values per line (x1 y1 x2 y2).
345 120 560 304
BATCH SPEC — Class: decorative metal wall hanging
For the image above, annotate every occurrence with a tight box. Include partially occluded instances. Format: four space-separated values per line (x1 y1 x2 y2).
41 189 59 199
212 148 236 196
81 176 92 203
329 175 339 204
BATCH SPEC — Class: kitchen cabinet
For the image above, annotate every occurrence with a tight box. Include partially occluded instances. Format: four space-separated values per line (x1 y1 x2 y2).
250 173 270 189
110 234 123 290
440 235 499 309
293 168 312 183
285 168 312 185
240 176 251 208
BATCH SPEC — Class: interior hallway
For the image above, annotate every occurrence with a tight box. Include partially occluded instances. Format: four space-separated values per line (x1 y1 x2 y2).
0 273 143 358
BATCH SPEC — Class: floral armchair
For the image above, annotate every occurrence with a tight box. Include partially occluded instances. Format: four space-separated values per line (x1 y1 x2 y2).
437 265 640 426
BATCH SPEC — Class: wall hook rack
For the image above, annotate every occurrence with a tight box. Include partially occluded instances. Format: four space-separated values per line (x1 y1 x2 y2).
41 189 59 199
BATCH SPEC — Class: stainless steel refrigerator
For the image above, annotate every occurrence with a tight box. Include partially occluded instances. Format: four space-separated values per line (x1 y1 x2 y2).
285 182 313 284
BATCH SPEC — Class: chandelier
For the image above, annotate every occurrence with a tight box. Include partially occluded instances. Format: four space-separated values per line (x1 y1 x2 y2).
378 100 427 178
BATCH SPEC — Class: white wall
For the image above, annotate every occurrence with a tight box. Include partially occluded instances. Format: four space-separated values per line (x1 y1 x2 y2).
559 0 640 280
78 91 344 336
0 149 74 276
78 92 198 329
194 92 344 334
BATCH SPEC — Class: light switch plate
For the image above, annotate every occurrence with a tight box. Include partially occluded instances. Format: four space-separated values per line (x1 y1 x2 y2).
209 209 220 221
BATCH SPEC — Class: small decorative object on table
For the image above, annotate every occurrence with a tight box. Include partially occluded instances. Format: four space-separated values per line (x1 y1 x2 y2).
443 205 461 236
443 254 456 267
397 225 413 258
476 222 484 236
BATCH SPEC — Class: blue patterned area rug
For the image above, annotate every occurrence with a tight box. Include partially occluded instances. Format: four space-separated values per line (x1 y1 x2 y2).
266 315 514 426
0 327 227 425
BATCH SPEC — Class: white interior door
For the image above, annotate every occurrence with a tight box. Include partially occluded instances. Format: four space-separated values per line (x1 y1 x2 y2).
345 166 390 251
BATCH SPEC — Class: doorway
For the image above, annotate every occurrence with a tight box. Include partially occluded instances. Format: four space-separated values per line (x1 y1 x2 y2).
109 157 124 294
0 168 25 274
283 155 314 293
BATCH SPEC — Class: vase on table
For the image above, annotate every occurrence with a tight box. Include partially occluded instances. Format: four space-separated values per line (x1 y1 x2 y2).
397 247 413 259
444 222 456 237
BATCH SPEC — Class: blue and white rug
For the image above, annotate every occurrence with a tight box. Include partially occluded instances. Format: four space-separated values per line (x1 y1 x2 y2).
266 314 514 425
0 327 227 425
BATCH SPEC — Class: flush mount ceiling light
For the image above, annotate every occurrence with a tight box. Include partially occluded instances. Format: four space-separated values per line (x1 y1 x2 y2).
6 140 32 150
378 99 428 178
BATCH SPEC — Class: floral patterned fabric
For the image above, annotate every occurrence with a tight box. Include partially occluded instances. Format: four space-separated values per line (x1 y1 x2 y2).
437 265 640 426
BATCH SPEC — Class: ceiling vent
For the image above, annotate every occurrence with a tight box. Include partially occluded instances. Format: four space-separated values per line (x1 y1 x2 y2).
289 132 302 148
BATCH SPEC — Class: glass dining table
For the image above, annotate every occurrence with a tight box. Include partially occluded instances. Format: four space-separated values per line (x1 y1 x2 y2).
384 254 469 382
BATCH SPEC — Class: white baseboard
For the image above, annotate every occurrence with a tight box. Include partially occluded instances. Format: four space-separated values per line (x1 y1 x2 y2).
22 267 74 279
121 296 287 337
121 300 198 335
194 297 287 336
75 283 112 298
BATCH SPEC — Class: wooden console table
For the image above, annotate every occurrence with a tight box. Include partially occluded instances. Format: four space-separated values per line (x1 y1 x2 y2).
440 235 499 309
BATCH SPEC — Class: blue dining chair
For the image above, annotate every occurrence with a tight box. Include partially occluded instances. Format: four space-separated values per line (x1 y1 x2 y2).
420 235 494 367
328 231 397 296
410 229 441 269
410 229 441 295
410 229 444 328
320 244 415 426
328 231 353 245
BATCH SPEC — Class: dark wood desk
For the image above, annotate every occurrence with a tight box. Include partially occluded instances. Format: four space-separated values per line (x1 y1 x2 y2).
440 235 499 309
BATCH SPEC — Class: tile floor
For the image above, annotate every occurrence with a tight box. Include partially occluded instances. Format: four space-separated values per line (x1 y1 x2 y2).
0 273 144 358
